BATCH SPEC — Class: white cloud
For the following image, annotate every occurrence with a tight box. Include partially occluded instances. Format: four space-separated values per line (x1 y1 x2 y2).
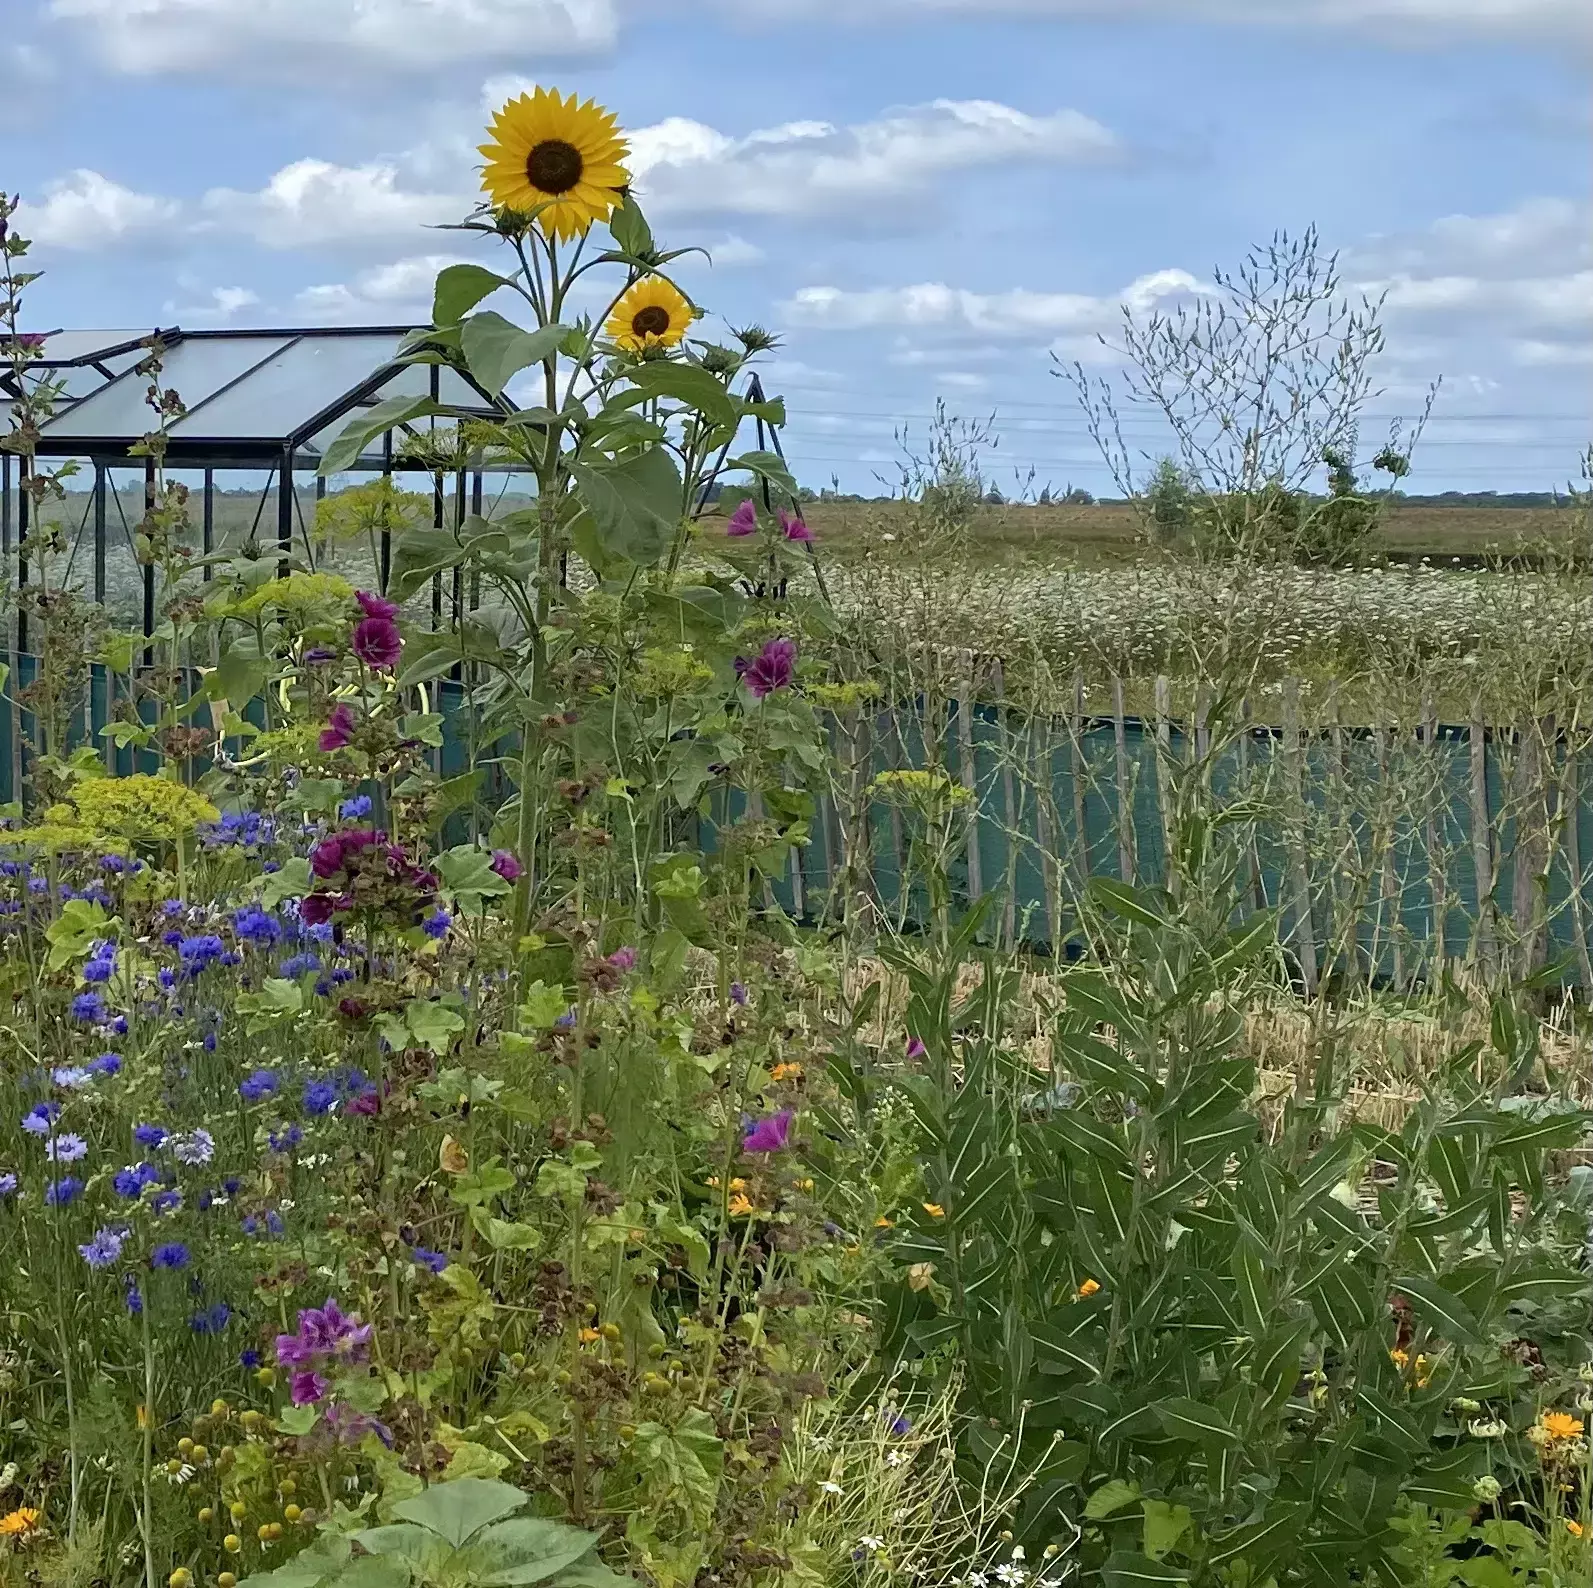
47 0 617 74
16 169 180 250
201 160 464 248
719 0 1589 43
783 269 1204 336
629 98 1119 218
295 252 472 320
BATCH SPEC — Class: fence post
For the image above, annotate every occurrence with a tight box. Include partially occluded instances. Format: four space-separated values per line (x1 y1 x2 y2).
1034 712 1061 955
1154 673 1176 893
1468 702 1496 979
955 650 984 904
1563 742 1593 990
1070 669 1088 898
1111 673 1135 884
1421 692 1446 980
1373 721 1406 992
1282 678 1319 996
991 660 1019 950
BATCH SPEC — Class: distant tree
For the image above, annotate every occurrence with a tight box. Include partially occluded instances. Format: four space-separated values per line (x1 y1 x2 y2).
1143 457 1193 544
1063 487 1096 505
983 486 1006 506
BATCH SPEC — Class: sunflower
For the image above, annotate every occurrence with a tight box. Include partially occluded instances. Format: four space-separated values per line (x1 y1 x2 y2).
605 276 695 354
478 88 629 243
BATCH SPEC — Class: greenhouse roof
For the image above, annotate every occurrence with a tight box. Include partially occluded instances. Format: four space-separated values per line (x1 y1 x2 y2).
7 325 498 470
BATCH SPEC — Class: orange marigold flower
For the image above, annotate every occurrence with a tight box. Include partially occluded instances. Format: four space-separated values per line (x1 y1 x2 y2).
1539 1412 1585 1443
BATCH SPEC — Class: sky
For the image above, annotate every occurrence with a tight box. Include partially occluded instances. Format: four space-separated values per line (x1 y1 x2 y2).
4 0 1590 498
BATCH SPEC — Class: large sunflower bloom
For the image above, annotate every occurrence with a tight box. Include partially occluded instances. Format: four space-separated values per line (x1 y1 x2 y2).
605 277 695 354
479 89 629 243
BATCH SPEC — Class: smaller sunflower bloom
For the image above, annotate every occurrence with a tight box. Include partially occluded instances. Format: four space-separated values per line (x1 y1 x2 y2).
1075 1277 1101 1299
922 1202 946 1219
605 276 694 354
0 1507 41 1537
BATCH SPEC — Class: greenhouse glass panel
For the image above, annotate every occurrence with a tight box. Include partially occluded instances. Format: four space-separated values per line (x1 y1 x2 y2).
42 336 292 439
172 333 405 441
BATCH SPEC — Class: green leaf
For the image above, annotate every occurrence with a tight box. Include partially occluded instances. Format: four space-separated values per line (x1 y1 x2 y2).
1085 1479 1141 1519
606 195 654 258
1102 1552 1191 1585
336 1560 412 1588
520 981 570 1030
233 1535 352 1588
1154 1397 1242 1444
633 1409 723 1531
470 1207 541 1252
469 1516 601 1585
460 313 566 398
1393 1273 1484 1346
623 360 736 430
1087 877 1167 930
207 647 269 708
276 1403 319 1436
260 856 312 910
1142 1500 1194 1562
406 998 467 1054
571 449 682 568
387 1477 528 1548
436 844 513 906
435 264 514 327
320 395 444 476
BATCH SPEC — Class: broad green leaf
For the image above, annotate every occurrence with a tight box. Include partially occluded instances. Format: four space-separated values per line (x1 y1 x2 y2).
434 264 514 327
336 1561 412 1588
406 998 467 1054
233 1535 352 1588
1142 1500 1194 1562
387 1477 528 1547
460 313 566 398
470 1207 541 1252
1393 1273 1484 1346
624 360 736 430
1085 1479 1141 1519
571 449 682 568
1154 1397 1242 1444
469 1516 600 1585
1087 877 1167 929
1102 1552 1191 1585
260 855 312 909
320 395 444 476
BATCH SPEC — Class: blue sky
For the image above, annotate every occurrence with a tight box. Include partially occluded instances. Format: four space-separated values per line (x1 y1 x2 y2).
6 0 1589 496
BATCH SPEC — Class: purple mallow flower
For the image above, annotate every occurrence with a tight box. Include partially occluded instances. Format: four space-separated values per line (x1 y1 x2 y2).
743 1108 793 1154
490 849 523 883
319 703 357 753
726 499 758 537
275 1299 373 1377
353 616 402 671
735 638 797 699
779 508 813 543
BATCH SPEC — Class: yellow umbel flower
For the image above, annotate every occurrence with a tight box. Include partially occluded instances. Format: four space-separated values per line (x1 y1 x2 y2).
71 775 219 841
604 276 694 354
479 88 629 242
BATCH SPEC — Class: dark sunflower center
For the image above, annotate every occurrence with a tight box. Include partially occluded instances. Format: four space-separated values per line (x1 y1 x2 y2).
525 139 584 195
631 305 672 338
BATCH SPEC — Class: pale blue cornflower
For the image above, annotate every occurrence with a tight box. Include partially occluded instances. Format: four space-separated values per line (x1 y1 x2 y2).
45 1133 88 1164
171 1129 215 1166
79 1227 126 1268
52 1066 92 1089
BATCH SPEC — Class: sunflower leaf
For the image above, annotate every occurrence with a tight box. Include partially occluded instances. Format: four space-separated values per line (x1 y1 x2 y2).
318 396 446 476
623 361 736 430
434 266 515 328
460 312 567 398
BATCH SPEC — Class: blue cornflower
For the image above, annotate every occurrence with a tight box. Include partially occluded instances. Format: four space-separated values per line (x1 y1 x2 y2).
150 1189 183 1215
45 1133 88 1164
171 1129 215 1166
0 859 22 877
303 1079 339 1117
124 1281 144 1315
423 907 451 940
22 1102 61 1135
265 1209 285 1237
161 930 183 948
100 854 132 874
79 1227 126 1268
158 967 177 991
233 906 282 946
203 1032 218 1053
89 1052 123 1076
178 935 227 974
411 1246 449 1274
280 953 320 978
239 1069 279 1102
45 1176 85 1207
52 1066 91 1090
133 1123 167 1149
189 1301 231 1334
113 1163 160 1199
71 992 106 1023
28 877 49 896
0 1172 18 1197
331 967 357 985
239 1349 261 1369
340 794 373 819
150 1242 190 1270
268 1124 303 1153
82 956 114 984
222 1176 241 1195
554 1010 576 1030
110 1015 128 1037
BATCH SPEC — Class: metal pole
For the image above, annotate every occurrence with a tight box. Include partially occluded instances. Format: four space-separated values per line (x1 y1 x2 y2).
202 466 214 581
1 450 10 557
277 447 294 576
93 463 107 605
142 456 156 644
18 454 31 656
380 429 393 594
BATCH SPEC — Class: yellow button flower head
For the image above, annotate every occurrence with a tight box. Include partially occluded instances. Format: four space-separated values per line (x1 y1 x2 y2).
479 88 630 242
605 276 695 354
